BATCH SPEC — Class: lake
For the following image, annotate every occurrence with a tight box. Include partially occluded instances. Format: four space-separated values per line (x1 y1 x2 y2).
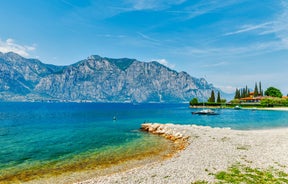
1 102 288 183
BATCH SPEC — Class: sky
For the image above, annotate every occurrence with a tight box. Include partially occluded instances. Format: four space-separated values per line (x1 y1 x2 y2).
0 0 287 95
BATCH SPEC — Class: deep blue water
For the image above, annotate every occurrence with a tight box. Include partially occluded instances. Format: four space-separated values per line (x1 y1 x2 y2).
1 102 288 181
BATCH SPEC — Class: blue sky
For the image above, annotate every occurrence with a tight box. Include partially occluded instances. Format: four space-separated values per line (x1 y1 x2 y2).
0 0 287 94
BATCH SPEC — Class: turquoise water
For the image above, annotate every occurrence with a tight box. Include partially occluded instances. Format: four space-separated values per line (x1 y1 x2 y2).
1 103 288 182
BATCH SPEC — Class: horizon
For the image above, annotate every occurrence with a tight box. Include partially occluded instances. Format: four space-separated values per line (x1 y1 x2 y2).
0 0 287 95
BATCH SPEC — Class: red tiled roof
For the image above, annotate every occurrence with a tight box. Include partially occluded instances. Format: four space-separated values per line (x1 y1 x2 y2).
240 96 264 101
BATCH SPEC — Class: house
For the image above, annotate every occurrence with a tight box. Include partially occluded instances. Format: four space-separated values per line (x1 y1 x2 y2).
240 92 264 103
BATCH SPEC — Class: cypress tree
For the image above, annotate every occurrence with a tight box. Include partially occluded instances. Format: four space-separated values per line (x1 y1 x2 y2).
217 91 221 103
209 90 215 103
240 88 244 98
259 81 263 96
254 82 259 97
237 89 241 99
234 88 240 99
245 85 249 97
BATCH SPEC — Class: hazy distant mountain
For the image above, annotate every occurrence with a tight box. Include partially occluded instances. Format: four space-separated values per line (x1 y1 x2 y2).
0 52 224 103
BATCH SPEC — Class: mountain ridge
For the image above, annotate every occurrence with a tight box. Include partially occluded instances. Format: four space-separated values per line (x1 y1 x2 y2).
0 52 224 103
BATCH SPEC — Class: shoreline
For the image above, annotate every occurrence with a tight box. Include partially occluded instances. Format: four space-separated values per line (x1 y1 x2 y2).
189 105 288 111
256 107 288 111
77 123 288 184
22 128 182 184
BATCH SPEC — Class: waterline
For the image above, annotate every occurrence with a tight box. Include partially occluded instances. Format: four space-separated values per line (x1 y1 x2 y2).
1 133 174 183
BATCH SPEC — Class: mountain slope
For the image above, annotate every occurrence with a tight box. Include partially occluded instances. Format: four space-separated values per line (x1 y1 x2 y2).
0 52 222 103
0 52 63 99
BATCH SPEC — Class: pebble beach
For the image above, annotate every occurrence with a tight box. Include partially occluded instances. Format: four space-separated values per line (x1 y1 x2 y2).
77 123 288 184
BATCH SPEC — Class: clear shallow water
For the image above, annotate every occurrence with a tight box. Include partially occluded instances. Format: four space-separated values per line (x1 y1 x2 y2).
0 103 288 182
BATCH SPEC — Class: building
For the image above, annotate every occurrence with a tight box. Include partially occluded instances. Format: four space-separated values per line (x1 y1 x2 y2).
240 92 264 103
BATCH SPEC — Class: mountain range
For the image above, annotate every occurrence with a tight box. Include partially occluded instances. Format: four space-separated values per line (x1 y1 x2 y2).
0 52 224 103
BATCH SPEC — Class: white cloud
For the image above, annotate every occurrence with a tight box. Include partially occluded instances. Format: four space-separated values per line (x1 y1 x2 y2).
137 32 159 42
183 0 243 19
223 22 273 36
153 58 175 69
222 1 288 50
95 34 127 38
178 40 286 59
125 0 186 10
202 61 228 68
272 0 288 48
0 38 36 57
61 0 77 8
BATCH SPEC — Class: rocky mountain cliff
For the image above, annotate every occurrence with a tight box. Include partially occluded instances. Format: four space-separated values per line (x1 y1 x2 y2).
0 52 222 103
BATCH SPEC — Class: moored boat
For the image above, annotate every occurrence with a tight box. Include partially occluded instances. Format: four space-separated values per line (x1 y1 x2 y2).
234 105 242 110
192 109 219 115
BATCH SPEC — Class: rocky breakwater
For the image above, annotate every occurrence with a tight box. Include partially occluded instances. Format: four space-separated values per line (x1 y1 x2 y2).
141 123 190 151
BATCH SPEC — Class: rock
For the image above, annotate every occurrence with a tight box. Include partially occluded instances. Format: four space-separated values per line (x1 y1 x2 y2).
140 123 190 146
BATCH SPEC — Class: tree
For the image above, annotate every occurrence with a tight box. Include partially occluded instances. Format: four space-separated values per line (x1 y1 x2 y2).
230 98 241 104
208 90 215 103
245 85 249 97
260 98 274 107
217 91 221 103
259 81 263 96
220 99 227 103
240 88 245 98
254 82 259 97
240 86 249 98
189 98 198 106
264 87 283 98
260 97 287 107
234 88 240 99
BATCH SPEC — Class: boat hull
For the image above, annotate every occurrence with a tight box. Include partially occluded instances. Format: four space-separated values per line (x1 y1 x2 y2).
192 112 219 115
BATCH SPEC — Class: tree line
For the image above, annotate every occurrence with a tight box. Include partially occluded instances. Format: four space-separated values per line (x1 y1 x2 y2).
234 82 263 99
190 90 225 106
231 82 288 107
234 82 284 99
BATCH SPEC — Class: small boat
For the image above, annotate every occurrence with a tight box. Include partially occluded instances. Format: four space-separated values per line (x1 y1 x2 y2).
191 77 219 116
192 109 219 115
234 105 242 110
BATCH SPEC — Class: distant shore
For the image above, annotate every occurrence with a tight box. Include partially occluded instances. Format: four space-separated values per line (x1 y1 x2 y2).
257 107 288 111
78 123 288 184
190 105 288 111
